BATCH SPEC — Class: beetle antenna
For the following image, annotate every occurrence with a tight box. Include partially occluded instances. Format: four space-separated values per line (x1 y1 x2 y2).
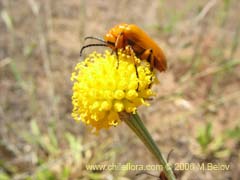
84 36 107 43
80 44 107 56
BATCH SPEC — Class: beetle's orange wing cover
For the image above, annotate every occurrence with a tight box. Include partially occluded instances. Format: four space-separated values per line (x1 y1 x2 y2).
123 24 167 71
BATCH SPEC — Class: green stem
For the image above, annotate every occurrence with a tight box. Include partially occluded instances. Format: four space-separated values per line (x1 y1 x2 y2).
124 113 176 180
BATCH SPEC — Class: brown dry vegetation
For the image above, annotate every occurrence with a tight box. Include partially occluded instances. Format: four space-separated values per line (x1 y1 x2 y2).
0 0 240 180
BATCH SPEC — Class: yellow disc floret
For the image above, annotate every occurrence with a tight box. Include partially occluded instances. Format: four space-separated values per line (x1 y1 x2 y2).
71 49 156 132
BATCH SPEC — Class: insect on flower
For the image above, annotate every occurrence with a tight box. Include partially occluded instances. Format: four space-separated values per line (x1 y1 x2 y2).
71 51 155 132
80 23 167 72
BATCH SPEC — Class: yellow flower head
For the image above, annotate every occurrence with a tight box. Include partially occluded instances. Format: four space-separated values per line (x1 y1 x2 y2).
71 48 156 132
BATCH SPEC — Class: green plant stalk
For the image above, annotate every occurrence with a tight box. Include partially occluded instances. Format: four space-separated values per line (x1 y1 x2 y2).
124 113 176 180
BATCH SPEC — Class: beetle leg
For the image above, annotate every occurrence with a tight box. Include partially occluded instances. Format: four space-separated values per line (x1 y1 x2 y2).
135 63 140 91
114 32 125 68
140 49 154 71
115 32 125 49
126 46 140 91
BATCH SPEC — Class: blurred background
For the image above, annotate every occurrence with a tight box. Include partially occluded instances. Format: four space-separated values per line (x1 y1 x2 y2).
0 0 239 179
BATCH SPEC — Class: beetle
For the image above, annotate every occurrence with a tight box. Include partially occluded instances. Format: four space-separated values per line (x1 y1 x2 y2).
80 23 167 72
